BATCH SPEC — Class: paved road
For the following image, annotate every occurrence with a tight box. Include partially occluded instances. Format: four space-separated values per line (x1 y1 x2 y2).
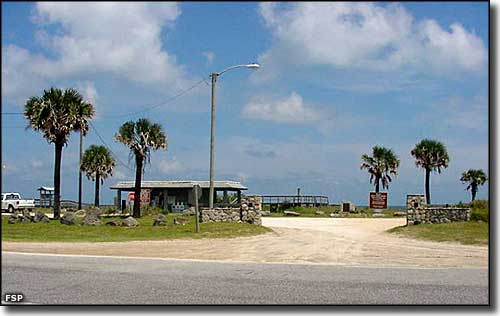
1 252 489 305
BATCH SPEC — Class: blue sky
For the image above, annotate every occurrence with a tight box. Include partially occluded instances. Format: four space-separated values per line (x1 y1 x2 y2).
1 2 489 206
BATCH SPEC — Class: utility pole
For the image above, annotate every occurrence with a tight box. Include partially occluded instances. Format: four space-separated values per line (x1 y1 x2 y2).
208 73 217 209
78 130 83 210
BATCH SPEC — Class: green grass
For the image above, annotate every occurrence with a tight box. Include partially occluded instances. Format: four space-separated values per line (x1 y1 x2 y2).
388 221 488 245
1 214 271 243
266 206 402 218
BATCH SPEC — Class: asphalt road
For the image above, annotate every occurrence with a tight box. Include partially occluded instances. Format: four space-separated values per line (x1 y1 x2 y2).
1 252 489 305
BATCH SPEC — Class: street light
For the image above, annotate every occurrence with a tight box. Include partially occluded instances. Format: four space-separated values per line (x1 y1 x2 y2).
208 63 260 209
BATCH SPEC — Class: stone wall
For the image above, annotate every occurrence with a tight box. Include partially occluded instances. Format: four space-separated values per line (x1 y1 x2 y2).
407 207 471 225
406 194 470 225
200 195 262 225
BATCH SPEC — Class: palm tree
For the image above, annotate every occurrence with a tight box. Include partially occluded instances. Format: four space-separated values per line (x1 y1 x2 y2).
410 139 450 205
115 118 167 218
81 145 116 207
360 146 400 192
24 87 94 219
460 169 487 202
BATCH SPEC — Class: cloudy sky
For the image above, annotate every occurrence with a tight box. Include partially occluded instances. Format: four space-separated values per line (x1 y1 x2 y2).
2 2 489 205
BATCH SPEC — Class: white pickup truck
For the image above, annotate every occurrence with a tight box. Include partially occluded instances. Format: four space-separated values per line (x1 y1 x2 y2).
1 193 35 213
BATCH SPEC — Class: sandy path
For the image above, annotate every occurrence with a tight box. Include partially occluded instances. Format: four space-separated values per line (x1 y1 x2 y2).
2 218 488 268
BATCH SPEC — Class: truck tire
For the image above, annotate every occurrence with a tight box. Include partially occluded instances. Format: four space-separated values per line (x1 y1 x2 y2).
8 205 14 213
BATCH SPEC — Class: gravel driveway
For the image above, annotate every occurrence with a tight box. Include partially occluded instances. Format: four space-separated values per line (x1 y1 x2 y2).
2 218 488 268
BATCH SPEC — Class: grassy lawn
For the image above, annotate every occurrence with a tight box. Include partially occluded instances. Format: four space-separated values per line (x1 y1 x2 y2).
266 205 402 218
1 214 271 243
389 200 489 245
388 221 488 245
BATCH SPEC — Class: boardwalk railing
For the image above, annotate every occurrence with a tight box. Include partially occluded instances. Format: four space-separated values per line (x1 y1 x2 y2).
261 195 329 208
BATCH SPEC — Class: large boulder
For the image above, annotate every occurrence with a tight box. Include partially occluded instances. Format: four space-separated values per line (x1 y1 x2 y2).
105 220 120 226
7 214 19 224
121 216 139 228
153 214 167 226
173 217 189 226
261 210 271 217
183 207 195 216
60 212 77 225
33 211 50 223
284 211 300 216
82 213 102 226
20 210 33 224
315 210 325 216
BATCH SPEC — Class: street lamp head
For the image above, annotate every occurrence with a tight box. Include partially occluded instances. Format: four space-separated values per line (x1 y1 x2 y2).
245 63 260 70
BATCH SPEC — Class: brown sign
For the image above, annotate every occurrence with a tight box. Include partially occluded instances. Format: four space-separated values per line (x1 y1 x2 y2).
128 189 151 207
369 192 387 209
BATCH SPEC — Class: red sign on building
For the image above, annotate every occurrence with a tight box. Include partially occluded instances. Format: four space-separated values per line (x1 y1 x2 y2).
127 190 151 207
369 192 387 209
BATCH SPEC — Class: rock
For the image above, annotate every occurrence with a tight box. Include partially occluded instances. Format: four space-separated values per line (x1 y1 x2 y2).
86 207 102 217
261 210 271 216
315 210 324 216
21 210 33 223
105 221 120 226
284 211 300 216
121 216 139 228
183 207 195 216
60 212 77 225
173 217 189 225
33 211 50 223
372 213 386 218
82 212 102 226
153 214 167 226
7 214 19 224
330 213 340 217
393 211 406 217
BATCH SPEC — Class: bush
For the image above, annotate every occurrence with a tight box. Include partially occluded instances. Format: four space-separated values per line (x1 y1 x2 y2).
140 205 165 216
470 200 488 223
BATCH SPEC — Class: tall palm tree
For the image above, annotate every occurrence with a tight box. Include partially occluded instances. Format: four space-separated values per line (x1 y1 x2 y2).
460 169 487 202
115 118 167 218
24 87 94 219
411 139 450 205
81 145 116 207
360 146 400 192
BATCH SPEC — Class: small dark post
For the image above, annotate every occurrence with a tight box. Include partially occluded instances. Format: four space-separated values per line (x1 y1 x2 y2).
194 184 201 233
297 187 301 206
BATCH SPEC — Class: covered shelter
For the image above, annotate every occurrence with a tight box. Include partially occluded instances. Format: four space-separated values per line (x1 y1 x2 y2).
36 186 55 207
110 180 247 212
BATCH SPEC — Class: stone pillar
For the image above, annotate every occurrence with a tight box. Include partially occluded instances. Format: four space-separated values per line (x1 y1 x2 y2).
116 190 121 209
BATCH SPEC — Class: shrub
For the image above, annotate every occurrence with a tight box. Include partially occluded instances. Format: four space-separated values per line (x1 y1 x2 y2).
470 200 488 223
140 205 166 216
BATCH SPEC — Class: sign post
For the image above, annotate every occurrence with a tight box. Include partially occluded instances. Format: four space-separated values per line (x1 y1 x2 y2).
369 192 388 209
193 184 201 233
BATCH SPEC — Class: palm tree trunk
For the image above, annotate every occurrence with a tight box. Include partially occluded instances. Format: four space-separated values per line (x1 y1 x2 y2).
133 154 143 218
471 183 477 202
95 172 100 207
375 176 380 193
425 168 431 205
53 142 63 219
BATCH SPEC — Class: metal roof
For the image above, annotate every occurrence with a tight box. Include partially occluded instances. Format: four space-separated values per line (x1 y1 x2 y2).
110 180 247 190
37 186 54 191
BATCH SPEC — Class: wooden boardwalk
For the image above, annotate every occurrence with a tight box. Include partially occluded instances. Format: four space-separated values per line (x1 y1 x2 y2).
261 195 329 209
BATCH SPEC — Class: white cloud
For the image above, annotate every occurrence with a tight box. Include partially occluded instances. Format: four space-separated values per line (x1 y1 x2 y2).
255 3 487 81
76 81 98 105
242 92 321 123
2 2 192 103
202 51 216 65
158 158 184 174
30 160 44 169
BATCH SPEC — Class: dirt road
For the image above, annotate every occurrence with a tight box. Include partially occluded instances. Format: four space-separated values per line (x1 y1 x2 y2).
2 218 488 267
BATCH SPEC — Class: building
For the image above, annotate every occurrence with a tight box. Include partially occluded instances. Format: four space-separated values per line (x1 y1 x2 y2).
36 186 54 207
110 180 247 212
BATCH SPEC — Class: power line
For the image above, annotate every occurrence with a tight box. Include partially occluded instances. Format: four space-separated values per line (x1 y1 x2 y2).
99 78 207 119
89 121 133 172
1 76 208 120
